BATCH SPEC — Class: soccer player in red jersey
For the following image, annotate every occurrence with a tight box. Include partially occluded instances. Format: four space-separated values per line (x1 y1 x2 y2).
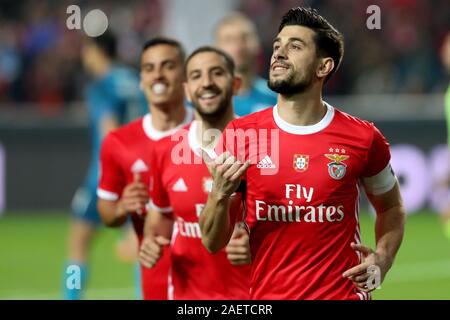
138 47 251 300
97 38 193 299
199 7 406 300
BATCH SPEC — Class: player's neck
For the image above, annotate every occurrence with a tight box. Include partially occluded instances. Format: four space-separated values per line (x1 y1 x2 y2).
195 107 235 149
149 99 187 132
93 59 112 78
276 84 326 126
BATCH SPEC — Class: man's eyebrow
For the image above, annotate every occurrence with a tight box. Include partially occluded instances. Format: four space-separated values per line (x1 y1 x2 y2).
289 37 307 45
210 66 226 72
142 58 176 66
272 37 307 46
188 69 201 77
161 59 177 66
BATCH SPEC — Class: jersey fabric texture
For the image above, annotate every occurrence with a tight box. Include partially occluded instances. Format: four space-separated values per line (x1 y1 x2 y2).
150 121 251 300
97 109 193 299
217 103 392 300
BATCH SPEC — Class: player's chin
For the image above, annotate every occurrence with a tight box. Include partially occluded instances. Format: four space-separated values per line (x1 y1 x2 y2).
150 94 171 105
198 104 220 115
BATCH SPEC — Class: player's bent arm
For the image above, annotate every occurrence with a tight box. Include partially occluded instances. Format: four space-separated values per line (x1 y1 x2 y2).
143 208 175 240
367 181 406 269
140 208 174 268
97 198 129 227
200 192 241 254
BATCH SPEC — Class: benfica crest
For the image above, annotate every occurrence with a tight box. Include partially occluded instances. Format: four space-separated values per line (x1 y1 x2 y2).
293 154 309 172
325 154 349 180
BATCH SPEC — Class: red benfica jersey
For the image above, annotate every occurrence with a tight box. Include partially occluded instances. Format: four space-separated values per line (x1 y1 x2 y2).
218 103 391 300
97 110 192 300
150 121 250 300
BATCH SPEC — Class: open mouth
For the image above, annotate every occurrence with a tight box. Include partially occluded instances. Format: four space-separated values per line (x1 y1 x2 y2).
151 83 168 95
198 91 220 103
271 62 290 72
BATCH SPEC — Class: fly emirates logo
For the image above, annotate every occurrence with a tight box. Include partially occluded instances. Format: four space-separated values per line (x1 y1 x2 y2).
176 204 204 238
255 184 344 223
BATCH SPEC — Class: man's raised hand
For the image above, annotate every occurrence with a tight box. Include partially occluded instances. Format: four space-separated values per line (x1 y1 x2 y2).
201 151 250 199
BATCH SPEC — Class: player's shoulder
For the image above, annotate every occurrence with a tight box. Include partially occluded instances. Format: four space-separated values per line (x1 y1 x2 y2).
332 107 377 133
109 65 138 81
229 106 275 130
107 65 141 94
156 122 191 149
153 122 192 164
104 116 145 145
330 106 384 148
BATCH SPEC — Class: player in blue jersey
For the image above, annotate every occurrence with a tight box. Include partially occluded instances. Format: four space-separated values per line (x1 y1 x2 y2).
215 12 276 116
63 31 147 300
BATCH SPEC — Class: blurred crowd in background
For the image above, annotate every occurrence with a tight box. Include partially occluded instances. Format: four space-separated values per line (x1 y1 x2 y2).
0 0 449 114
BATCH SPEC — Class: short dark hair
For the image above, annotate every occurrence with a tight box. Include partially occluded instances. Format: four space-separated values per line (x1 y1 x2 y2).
185 46 235 77
90 30 117 60
141 37 186 62
279 7 344 83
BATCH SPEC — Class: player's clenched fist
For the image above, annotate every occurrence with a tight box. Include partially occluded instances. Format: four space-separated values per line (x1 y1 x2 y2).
116 172 148 218
202 151 251 199
226 225 251 265
139 235 170 268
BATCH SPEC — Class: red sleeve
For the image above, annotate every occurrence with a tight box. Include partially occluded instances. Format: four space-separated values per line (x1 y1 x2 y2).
362 125 391 177
97 134 125 201
149 141 172 213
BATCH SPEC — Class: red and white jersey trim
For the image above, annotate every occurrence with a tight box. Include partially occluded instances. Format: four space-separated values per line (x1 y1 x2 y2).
143 108 193 141
273 102 335 135
362 163 397 195
97 188 119 201
149 199 173 214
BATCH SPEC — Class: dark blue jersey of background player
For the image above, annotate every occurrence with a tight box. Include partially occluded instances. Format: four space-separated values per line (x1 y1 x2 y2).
82 65 147 193
64 31 146 300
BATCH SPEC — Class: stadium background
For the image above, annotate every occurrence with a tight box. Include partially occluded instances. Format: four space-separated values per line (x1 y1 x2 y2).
0 0 449 299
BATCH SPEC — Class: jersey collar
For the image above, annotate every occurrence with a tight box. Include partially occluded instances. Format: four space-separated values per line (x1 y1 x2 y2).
272 101 335 135
188 120 218 159
142 107 193 141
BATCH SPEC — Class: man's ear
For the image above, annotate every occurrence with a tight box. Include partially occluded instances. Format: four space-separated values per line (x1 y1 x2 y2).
139 80 144 91
317 57 334 81
232 75 242 95
183 82 192 102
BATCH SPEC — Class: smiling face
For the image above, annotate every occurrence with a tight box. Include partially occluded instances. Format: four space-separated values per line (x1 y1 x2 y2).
185 51 237 120
268 25 319 95
140 44 184 107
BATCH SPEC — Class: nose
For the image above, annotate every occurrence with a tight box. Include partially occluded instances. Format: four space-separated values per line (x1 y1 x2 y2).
274 44 287 61
200 73 214 88
153 66 165 81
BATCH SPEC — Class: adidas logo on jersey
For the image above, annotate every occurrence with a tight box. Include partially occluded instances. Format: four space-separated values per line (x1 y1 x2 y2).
131 159 149 173
257 155 276 169
172 178 188 192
